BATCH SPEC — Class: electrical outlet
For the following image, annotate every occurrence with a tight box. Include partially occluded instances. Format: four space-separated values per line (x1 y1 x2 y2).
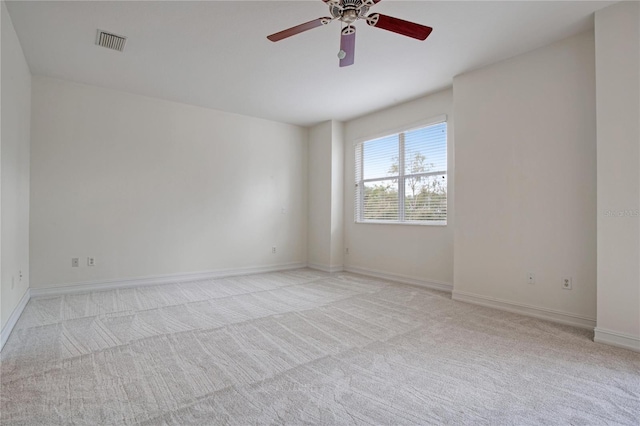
562 277 572 290
19 270 23 281
527 272 535 284
87 257 96 266
345 248 349 255
272 247 276 254
72 258 79 267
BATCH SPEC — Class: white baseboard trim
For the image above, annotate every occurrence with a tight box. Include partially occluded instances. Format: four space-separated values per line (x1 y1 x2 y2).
594 328 640 352
344 265 453 292
0 288 31 352
307 263 344 273
31 262 307 298
452 290 596 330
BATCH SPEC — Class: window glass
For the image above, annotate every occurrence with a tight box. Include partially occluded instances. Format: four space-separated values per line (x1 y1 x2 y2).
355 120 447 224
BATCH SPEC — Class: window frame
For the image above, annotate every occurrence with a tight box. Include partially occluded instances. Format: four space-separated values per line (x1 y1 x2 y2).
354 116 448 226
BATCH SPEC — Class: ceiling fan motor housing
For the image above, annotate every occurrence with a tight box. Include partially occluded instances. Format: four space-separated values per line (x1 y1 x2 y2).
330 0 370 23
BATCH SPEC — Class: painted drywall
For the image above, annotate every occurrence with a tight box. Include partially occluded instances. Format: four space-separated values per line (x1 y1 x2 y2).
343 89 454 286
594 1 640 349
330 121 344 269
30 77 308 289
1 0 31 330
453 31 597 322
308 121 332 269
307 120 344 272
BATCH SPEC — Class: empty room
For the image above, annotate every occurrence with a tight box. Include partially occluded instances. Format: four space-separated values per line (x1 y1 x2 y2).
1 0 639 424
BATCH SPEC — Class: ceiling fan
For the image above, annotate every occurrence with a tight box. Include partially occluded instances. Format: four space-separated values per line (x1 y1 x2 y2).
267 0 433 67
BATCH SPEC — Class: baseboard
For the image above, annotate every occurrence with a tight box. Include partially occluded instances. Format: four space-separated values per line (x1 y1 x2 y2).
594 328 640 352
344 265 453 292
452 290 596 330
0 288 31 352
307 263 344 273
30 262 307 298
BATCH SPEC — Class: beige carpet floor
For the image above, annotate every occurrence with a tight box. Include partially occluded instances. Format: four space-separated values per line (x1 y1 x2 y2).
1 269 639 425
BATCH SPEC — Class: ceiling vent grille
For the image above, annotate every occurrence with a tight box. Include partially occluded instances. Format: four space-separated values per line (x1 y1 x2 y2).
96 30 127 52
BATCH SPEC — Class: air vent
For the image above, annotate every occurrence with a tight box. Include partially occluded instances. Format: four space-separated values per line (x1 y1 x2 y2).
96 30 127 52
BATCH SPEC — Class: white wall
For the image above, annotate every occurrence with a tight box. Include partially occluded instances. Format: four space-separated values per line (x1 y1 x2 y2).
30 77 308 289
452 31 597 327
307 120 344 272
330 121 344 269
308 121 332 268
1 1 31 332
594 1 640 351
344 89 454 288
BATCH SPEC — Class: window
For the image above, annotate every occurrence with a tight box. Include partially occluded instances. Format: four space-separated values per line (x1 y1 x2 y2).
355 121 447 224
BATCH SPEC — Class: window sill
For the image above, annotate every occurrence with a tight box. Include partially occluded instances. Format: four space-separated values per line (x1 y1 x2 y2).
355 220 447 226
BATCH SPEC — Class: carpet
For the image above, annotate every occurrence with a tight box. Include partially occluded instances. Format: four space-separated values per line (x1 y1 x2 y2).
1 269 638 425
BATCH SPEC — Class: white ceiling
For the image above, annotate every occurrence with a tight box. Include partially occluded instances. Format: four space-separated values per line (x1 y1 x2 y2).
6 0 613 126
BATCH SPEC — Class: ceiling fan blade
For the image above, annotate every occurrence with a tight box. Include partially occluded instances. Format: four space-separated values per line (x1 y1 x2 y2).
267 17 332 42
366 13 432 40
339 26 356 67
